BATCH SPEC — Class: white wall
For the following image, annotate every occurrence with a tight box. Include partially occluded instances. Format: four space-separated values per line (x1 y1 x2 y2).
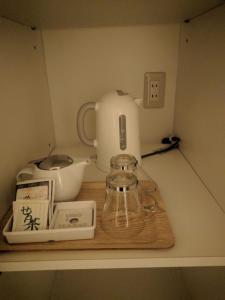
174 5 225 212
42 24 180 148
0 18 55 218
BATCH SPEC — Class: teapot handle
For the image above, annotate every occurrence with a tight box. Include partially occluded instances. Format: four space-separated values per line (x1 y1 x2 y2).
16 165 34 182
76 102 96 147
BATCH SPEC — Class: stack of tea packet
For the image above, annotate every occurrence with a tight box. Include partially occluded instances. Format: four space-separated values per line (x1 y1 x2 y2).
12 179 55 232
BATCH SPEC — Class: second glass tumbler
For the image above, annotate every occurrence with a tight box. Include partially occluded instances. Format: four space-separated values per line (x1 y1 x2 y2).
101 171 145 239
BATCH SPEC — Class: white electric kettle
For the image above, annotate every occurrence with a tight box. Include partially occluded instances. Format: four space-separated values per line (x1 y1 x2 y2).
77 90 141 172
16 155 89 202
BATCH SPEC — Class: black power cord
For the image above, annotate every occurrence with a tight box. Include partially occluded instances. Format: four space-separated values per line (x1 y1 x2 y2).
141 136 181 159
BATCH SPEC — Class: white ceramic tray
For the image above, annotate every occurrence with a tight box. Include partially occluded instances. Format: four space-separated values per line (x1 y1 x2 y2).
3 201 96 244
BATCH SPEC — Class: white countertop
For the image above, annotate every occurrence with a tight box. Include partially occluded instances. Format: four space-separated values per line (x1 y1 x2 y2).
0 145 225 271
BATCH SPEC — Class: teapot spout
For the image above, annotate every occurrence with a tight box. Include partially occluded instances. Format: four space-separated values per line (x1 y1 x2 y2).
68 158 90 186
74 159 91 173
77 158 91 166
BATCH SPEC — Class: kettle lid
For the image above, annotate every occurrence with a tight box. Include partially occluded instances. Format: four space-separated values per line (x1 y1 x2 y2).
39 154 73 170
116 90 128 96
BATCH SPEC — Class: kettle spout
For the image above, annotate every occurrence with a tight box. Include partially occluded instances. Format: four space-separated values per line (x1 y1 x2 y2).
134 98 143 106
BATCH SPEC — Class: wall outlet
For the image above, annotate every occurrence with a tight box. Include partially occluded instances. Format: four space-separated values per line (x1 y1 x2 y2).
143 72 166 108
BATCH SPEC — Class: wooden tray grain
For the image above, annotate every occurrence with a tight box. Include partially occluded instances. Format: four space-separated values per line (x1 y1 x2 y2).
0 181 175 251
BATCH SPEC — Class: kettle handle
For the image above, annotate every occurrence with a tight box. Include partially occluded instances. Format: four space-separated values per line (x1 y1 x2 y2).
76 102 96 147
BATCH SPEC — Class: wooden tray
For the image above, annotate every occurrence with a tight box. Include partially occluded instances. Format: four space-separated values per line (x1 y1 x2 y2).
0 181 175 251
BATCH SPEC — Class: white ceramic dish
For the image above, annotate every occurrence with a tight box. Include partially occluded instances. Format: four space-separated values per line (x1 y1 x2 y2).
3 201 96 244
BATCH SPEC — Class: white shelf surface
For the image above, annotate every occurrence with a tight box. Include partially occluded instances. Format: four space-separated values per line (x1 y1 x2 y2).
0 145 225 271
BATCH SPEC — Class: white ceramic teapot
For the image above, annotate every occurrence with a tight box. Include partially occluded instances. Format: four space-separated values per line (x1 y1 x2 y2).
16 154 89 202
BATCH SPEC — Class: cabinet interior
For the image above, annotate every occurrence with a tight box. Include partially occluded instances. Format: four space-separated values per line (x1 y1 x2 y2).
0 0 224 229
0 2 225 297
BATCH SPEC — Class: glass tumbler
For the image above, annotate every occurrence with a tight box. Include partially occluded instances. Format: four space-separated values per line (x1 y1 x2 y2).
110 154 138 173
101 171 145 239
110 154 158 212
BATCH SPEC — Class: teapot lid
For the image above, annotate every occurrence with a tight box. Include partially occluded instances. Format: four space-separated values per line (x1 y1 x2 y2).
39 155 73 170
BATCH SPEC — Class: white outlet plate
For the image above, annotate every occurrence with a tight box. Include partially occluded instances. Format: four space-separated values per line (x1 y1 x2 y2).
143 72 166 108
